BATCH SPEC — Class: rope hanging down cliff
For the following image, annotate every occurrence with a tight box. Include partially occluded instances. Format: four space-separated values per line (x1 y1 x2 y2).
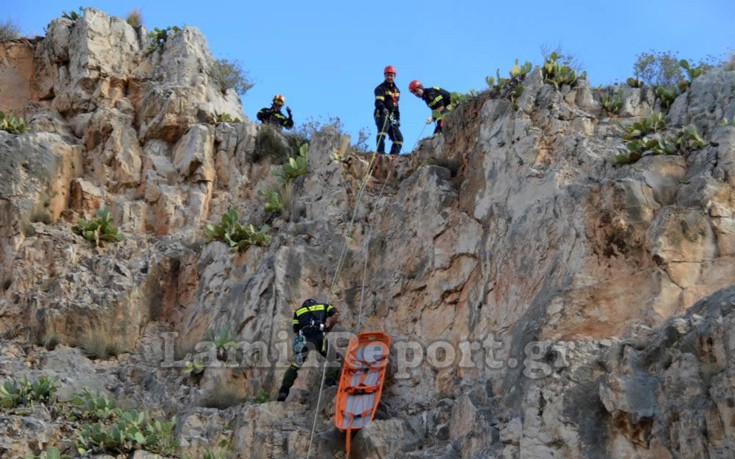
306 136 396 458
307 120 429 456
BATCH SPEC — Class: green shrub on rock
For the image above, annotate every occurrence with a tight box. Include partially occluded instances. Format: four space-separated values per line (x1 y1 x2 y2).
0 111 26 134
73 208 125 246
206 209 271 252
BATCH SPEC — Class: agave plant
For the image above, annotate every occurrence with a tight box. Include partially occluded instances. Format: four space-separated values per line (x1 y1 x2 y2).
205 328 238 361
61 7 84 21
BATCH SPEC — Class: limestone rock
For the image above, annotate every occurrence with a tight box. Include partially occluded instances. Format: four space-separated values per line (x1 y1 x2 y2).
1 7 735 459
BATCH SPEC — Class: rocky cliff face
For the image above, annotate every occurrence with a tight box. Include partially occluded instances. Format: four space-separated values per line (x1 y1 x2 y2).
1 8 734 459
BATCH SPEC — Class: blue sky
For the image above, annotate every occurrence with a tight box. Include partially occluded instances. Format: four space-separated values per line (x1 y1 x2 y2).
6 0 734 153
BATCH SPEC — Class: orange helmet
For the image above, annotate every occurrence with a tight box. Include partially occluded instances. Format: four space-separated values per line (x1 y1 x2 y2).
409 80 423 93
384 65 397 75
273 94 285 105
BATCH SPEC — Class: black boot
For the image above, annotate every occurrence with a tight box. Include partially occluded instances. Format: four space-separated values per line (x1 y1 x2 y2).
389 144 401 155
376 134 386 154
277 366 298 402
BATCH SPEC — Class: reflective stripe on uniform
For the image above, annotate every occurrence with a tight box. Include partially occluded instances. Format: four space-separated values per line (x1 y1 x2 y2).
295 304 328 317
428 95 444 109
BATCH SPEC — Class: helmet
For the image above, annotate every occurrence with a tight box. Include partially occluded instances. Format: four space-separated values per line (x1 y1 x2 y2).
302 298 318 307
384 65 397 75
409 80 423 93
273 94 285 105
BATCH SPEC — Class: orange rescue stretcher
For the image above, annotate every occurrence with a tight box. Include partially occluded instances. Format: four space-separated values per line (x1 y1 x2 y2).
334 331 391 457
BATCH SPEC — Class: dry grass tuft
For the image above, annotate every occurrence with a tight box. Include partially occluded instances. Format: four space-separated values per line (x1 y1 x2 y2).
126 8 143 29
81 327 124 360
200 381 244 409
0 19 21 42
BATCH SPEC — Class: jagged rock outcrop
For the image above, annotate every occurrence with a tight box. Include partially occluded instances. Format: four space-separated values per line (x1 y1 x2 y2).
1 7 734 459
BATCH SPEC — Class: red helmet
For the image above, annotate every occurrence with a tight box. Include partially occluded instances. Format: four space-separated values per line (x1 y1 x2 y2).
273 94 285 105
384 65 397 75
409 80 423 93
